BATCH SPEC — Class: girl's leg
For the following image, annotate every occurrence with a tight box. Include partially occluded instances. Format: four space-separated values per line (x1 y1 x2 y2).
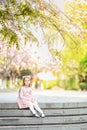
34 103 45 117
28 103 40 117
34 103 44 114
28 103 36 114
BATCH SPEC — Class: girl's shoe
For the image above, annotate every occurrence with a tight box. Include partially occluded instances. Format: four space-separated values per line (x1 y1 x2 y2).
40 113 45 118
33 113 40 118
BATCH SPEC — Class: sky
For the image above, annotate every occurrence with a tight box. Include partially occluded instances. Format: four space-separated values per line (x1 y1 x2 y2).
51 0 64 11
51 0 72 11
23 0 73 68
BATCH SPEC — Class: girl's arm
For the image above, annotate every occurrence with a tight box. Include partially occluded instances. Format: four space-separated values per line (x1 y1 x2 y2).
19 88 30 100
19 87 36 102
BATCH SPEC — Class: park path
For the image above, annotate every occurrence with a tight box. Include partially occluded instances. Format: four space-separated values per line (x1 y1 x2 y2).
0 90 87 103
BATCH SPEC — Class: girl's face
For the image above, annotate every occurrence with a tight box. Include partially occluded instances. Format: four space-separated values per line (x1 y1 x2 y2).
24 78 31 87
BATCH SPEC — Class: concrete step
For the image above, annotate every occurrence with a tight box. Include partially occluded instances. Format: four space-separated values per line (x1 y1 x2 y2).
0 102 87 130
0 102 87 109
0 108 87 117
0 115 87 126
0 124 87 130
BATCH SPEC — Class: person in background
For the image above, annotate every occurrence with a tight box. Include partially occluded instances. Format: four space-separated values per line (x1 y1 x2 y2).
17 75 45 118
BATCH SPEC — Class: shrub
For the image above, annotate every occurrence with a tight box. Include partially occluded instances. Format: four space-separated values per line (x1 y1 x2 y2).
79 82 87 90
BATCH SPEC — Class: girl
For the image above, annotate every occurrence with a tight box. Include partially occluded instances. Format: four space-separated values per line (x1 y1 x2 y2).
17 75 45 118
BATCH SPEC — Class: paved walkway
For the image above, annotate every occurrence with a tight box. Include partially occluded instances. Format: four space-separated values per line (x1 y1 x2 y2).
0 90 87 103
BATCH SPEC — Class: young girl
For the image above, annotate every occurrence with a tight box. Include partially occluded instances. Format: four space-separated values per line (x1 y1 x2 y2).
17 75 45 118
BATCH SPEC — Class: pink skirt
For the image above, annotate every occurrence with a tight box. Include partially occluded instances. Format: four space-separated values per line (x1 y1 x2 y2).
17 98 37 109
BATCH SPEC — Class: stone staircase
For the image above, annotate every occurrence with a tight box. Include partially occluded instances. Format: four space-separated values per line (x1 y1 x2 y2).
0 102 87 130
